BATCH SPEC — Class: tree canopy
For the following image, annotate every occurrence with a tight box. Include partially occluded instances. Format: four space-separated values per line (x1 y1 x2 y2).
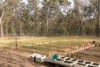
0 0 99 37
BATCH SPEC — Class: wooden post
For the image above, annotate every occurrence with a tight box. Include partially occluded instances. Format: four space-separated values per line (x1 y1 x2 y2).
15 37 18 50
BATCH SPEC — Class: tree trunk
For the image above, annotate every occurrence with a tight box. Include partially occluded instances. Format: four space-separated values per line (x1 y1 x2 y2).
5 22 8 37
0 10 4 37
0 23 4 37
46 19 49 36
11 21 16 37
79 14 82 36
19 22 23 36
96 0 100 36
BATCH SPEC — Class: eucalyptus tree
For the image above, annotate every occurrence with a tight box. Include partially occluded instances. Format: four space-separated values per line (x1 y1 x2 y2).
0 8 4 37
84 0 99 36
27 0 42 35
96 0 100 36
5 0 20 36
42 0 70 36
0 0 5 37
0 0 98 36
17 2 30 36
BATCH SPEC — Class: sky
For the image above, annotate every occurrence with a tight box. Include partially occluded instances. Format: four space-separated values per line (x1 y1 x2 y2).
22 0 76 10
22 0 93 18
23 0 28 4
23 0 43 4
22 0 75 15
22 0 85 16
23 0 43 8
59 0 75 15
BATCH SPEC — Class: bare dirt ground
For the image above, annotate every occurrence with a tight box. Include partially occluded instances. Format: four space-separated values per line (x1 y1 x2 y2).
0 47 47 67
72 46 100 63
0 42 98 67
79 48 100 56
58 42 95 56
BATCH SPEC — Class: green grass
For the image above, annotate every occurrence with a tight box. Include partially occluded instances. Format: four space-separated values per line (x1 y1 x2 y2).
0 36 100 54
22 45 51 53
0 41 16 46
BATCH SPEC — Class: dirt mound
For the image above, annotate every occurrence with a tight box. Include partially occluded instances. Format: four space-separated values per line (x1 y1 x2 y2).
0 49 36 67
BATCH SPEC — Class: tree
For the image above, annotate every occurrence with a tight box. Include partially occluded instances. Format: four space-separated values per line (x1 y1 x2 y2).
96 0 100 36
0 9 4 37
0 0 5 37
0 0 99 36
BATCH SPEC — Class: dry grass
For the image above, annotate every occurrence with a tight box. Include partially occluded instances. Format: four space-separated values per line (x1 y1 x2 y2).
0 36 100 55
